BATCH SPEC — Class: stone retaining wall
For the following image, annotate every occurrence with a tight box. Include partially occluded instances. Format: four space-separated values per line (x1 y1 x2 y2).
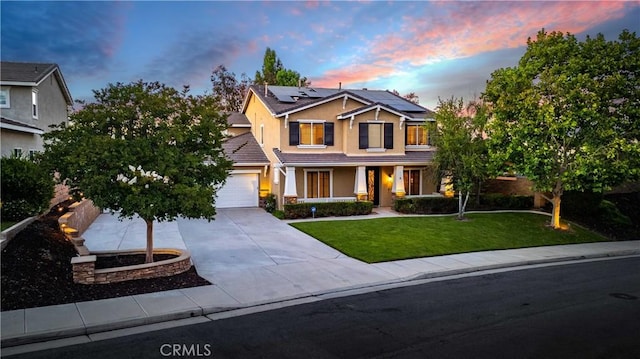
58 199 101 236
71 249 192 284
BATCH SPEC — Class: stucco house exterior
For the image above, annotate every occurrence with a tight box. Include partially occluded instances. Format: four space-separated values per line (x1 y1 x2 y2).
0 61 73 158
219 84 439 208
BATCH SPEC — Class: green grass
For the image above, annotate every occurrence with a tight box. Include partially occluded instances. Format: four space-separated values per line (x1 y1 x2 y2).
290 213 609 263
1 221 18 231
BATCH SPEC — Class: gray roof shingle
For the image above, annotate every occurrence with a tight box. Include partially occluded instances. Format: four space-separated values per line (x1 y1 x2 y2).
1 61 58 83
273 148 434 166
248 85 435 119
226 112 251 127
223 132 269 165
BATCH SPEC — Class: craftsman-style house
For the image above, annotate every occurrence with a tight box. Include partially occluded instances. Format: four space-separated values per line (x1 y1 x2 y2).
219 85 439 208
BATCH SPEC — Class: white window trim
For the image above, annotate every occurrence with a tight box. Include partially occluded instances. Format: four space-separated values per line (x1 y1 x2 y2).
0 87 10 108
32 88 39 119
260 124 265 147
303 168 333 199
366 120 386 150
298 119 327 148
404 168 423 195
405 124 429 147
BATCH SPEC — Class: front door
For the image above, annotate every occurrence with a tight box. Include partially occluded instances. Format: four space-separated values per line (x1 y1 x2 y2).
366 166 380 206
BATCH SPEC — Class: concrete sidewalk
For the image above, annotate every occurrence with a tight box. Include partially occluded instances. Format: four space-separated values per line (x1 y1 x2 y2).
1 208 639 350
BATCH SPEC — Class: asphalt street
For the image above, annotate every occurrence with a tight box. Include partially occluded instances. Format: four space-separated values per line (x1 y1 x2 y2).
6 257 640 359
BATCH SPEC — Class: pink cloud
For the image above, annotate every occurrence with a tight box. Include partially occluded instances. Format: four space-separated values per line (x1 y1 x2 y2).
318 1 629 87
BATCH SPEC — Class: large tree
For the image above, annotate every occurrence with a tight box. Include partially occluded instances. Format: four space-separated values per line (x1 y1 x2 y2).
432 97 489 220
483 29 640 229
210 64 252 113
42 81 233 263
254 47 309 86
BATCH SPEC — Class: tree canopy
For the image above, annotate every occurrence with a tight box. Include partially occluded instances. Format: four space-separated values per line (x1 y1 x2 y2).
432 97 489 219
42 81 233 262
254 47 309 86
483 29 640 229
210 64 251 113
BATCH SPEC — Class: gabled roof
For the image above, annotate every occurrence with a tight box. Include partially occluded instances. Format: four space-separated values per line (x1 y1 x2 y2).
0 117 44 134
226 112 251 127
222 132 269 166
273 148 434 166
243 84 435 120
0 61 73 105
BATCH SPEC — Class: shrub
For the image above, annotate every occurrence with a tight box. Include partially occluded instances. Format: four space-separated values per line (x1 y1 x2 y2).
264 193 277 213
394 197 457 214
1 157 55 221
394 194 534 214
598 200 632 228
272 210 285 220
473 194 534 210
284 201 373 219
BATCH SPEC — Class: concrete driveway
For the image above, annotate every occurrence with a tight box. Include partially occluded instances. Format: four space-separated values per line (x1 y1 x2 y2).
82 208 398 305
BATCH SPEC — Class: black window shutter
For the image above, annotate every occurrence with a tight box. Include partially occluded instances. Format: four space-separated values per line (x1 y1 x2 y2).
289 122 299 146
359 123 368 149
325 122 334 146
384 123 393 149
405 125 408 146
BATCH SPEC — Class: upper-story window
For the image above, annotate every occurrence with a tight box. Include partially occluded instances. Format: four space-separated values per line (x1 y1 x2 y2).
289 121 334 147
0 87 10 108
359 122 393 150
406 124 429 146
32 89 39 119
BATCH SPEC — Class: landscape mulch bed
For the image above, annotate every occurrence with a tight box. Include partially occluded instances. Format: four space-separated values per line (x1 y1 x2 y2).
1 210 211 311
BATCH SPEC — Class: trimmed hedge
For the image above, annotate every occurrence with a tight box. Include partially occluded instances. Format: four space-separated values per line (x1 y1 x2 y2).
394 194 534 214
284 201 374 219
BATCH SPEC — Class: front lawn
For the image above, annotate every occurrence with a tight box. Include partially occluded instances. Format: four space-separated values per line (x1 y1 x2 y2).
290 212 609 263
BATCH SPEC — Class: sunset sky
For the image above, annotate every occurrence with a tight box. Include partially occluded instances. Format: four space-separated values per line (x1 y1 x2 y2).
2 1 638 110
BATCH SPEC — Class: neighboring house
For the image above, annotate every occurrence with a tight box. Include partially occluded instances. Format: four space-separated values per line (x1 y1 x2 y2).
0 61 73 158
220 84 439 208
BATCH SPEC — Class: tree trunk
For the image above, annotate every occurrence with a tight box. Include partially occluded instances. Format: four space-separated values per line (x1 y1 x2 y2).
551 195 561 229
145 219 154 264
458 191 470 220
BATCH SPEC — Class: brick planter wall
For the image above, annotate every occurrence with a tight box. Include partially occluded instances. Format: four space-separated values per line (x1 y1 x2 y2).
71 248 192 284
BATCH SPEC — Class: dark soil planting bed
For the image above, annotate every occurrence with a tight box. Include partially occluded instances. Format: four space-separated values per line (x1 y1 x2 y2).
1 213 211 311
94 253 178 269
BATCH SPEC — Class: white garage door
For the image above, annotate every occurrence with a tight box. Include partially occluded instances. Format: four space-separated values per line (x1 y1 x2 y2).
216 172 259 208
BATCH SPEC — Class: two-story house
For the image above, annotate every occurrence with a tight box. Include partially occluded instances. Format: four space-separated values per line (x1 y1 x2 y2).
0 61 73 158
219 84 438 208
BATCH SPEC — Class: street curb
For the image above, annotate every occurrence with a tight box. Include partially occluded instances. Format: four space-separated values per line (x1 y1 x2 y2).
3 249 639 349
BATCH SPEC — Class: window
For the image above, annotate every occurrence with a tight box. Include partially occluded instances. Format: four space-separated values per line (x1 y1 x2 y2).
300 123 324 145
289 122 334 146
306 170 330 198
403 169 421 195
0 87 10 108
260 124 264 146
12 148 23 158
368 123 382 148
359 123 393 150
28 150 37 161
32 89 38 118
406 124 429 146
